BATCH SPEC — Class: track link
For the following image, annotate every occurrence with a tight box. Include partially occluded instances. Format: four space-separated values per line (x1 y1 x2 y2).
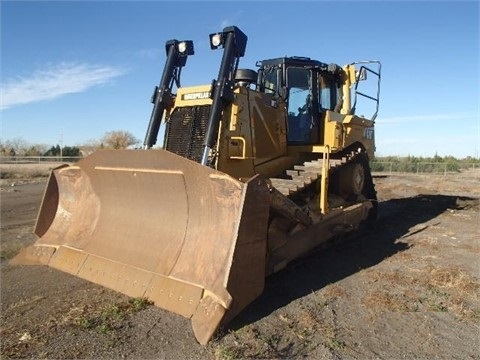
269 151 360 197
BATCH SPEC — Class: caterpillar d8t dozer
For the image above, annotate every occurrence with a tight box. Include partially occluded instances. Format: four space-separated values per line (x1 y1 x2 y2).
12 26 381 344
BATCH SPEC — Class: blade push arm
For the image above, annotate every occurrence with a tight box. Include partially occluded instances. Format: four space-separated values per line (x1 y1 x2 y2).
201 26 247 166
144 40 194 149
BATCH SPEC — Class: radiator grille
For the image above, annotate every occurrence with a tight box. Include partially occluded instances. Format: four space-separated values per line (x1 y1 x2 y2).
164 105 211 163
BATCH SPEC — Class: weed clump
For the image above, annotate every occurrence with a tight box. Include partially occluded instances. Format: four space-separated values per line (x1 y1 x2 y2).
75 297 153 334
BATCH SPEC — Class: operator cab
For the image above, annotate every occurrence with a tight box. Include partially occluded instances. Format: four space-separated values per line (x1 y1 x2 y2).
256 57 343 146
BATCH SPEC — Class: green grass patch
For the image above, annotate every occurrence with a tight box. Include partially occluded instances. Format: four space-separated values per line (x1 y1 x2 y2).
74 297 153 334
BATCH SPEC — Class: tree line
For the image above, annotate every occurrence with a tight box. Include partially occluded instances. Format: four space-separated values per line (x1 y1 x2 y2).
372 154 479 163
0 130 140 157
1 133 478 165
371 154 480 173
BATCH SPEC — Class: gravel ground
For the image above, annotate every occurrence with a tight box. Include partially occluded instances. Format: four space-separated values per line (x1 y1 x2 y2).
1 170 479 359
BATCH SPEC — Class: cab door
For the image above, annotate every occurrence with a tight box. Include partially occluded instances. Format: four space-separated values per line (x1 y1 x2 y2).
286 67 319 144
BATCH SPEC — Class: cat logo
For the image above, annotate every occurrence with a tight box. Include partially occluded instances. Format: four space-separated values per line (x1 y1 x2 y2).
181 91 211 100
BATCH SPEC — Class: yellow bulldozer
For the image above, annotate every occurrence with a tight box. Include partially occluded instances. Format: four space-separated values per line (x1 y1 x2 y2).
12 26 381 344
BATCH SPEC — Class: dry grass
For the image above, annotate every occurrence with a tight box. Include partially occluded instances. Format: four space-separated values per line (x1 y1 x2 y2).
0 163 60 180
362 289 420 312
428 266 479 295
362 264 479 320
214 326 285 360
323 284 347 299
214 303 325 359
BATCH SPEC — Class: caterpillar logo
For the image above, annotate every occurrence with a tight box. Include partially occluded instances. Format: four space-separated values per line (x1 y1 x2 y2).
181 91 211 100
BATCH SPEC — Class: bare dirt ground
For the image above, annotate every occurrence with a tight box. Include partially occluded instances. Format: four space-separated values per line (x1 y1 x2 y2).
1 166 479 359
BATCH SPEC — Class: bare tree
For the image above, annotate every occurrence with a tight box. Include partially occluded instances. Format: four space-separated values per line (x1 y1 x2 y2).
3 137 28 156
101 130 140 150
33 143 49 155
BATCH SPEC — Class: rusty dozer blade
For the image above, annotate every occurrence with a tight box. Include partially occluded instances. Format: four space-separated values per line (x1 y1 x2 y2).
12 149 270 344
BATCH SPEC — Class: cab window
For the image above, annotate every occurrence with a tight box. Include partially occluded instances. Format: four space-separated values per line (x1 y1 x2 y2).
286 67 312 143
261 67 278 94
319 75 336 110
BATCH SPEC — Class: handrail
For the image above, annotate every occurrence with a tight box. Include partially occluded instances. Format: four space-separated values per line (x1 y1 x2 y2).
350 60 381 122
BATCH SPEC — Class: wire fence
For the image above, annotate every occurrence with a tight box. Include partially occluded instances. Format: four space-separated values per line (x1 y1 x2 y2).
0 156 83 164
370 161 478 176
1 157 479 177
